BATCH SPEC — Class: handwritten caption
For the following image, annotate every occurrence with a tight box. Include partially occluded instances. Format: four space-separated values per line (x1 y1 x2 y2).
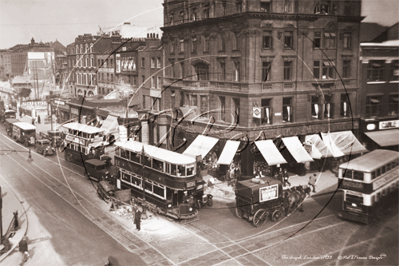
282 253 387 261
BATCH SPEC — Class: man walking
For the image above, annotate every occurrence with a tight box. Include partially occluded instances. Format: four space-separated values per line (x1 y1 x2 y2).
134 208 142 231
282 168 291 187
19 236 29 264
308 174 317 193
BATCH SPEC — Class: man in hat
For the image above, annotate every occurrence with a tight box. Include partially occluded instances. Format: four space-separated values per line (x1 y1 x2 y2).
308 174 317 193
19 236 29 263
134 207 142 231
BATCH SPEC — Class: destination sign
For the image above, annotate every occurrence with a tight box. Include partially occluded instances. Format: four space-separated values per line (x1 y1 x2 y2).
341 180 364 193
259 184 278 202
373 169 398 190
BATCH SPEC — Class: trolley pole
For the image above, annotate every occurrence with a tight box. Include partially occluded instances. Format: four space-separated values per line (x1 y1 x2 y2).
0 186 3 244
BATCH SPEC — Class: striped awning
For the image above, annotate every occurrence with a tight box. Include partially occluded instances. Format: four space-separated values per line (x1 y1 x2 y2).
183 135 219 160
255 140 287 166
322 131 367 156
305 134 332 158
217 140 240 165
281 136 314 163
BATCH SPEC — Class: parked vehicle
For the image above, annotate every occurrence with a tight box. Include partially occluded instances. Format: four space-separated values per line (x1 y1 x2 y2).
36 139 55 156
4 118 19 136
12 122 36 146
2 109 17 124
84 159 113 182
39 130 64 147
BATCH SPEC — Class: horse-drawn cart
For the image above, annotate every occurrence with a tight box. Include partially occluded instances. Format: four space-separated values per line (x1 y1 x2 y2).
235 177 311 227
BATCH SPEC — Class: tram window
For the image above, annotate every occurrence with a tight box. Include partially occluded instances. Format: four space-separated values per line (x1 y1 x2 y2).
381 166 386 174
166 163 170 174
187 166 194 175
143 156 152 167
130 151 140 163
153 184 165 198
145 181 153 192
342 169 352 178
120 149 128 159
171 164 177 176
353 171 364 181
132 175 142 187
153 159 164 172
166 188 173 200
122 172 130 182
177 165 185 176
371 171 376 179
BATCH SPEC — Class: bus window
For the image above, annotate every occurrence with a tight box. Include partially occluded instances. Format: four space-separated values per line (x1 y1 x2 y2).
177 165 185 176
353 171 364 181
376 168 381 177
381 166 386 174
386 163 391 171
122 172 130 183
144 156 152 167
346 194 363 204
171 164 177 176
145 181 153 193
187 165 194 176
115 146 120 156
371 171 376 179
342 169 352 179
166 163 170 174
121 149 128 159
153 159 164 172
130 151 140 163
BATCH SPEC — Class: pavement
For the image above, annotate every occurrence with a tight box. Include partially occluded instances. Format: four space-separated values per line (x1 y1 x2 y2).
0 178 28 263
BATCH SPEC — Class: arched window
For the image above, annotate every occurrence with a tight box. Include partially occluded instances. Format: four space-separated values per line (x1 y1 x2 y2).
80 44 83 54
87 90 94 96
194 62 209 81
90 43 93 53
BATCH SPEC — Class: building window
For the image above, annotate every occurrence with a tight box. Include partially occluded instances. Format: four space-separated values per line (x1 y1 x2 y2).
311 96 321 119
169 14 174 25
367 60 384 81
191 95 197 106
191 38 197 53
390 60 399 81
366 96 383 117
232 32 240 50
157 77 161 89
219 35 225 51
236 1 242 12
76 45 79 54
80 45 83 54
91 57 94 67
284 0 293 13
111 74 113 82
313 61 320 79
150 76 154 88
234 61 240 82
179 10 184 23
170 90 175 108
142 75 145 85
324 95 333 118
284 32 293 48
179 91 185 107
263 31 272 49
282 97 292 122
180 39 184 52
90 44 93 53
322 61 335 79
261 98 272 124
324 32 336 48
219 62 225 81
222 1 227 15
170 40 174 53
141 58 145 68
180 62 184 79
340 94 350 117
203 5 210 18
260 0 271 12
200 96 208 117
389 95 399 116
203 37 210 52
219 96 226 121
151 58 155 68
233 98 240 124
283 61 292 80
343 33 351 49
191 8 197 21
85 56 88 67
314 32 321 48
157 57 161 68
194 63 209 81
343 60 351 78
262 62 271 82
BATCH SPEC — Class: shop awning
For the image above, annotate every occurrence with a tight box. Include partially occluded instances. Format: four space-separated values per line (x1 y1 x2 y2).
305 134 332 158
322 131 367 156
365 129 399 147
217 140 240 165
100 115 119 136
282 137 314 163
255 140 287 166
183 135 219 160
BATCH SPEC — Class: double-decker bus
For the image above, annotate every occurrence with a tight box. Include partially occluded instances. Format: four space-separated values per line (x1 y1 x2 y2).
61 122 108 163
114 140 202 220
338 149 399 224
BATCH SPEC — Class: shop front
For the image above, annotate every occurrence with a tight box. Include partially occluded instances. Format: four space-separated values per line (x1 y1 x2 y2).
361 118 399 151
50 99 71 124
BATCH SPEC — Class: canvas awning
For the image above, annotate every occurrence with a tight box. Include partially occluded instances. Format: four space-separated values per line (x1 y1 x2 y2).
183 135 219 160
100 115 119 135
281 137 314 163
217 140 240 165
365 129 399 147
255 140 287 166
322 131 367 156
305 134 332 158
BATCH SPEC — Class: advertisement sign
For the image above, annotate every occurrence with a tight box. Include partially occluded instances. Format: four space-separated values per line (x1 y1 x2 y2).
253 107 261 119
379 120 399 130
259 184 278 202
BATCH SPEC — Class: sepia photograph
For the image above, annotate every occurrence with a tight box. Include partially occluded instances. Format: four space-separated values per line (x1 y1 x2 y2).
0 0 398 265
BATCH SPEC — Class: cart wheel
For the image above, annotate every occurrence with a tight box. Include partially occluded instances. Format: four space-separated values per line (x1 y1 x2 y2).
236 208 244 219
206 197 213 207
253 209 268 227
271 209 283 222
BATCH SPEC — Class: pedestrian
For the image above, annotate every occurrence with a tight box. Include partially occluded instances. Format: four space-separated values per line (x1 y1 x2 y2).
2 237 11 253
308 174 317 193
31 117 35 125
134 208 142 231
37 115 41 124
13 211 19 231
282 168 291 187
19 236 29 264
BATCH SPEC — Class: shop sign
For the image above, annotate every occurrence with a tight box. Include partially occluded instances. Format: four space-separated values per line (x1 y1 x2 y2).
21 101 47 106
54 100 65 105
71 108 79 115
259 184 278 202
373 169 398 190
253 107 261 119
379 120 399 130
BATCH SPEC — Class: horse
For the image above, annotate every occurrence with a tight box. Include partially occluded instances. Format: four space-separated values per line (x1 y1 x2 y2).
283 186 312 215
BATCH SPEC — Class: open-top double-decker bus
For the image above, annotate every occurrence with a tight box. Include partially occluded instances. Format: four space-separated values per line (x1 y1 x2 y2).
61 122 108 163
338 149 399 224
114 140 202 220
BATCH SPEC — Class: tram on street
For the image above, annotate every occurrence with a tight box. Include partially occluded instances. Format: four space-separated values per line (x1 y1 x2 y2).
61 122 108 163
338 149 399 224
113 140 202 220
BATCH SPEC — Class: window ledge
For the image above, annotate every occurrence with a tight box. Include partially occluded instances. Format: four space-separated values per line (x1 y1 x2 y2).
389 80 399 83
367 81 386 84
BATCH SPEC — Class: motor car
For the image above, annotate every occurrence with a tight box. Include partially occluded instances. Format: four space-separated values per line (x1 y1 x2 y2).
84 158 113 182
36 139 55 156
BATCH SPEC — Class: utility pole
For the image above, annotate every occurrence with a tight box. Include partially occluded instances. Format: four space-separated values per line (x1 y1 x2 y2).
0 186 3 244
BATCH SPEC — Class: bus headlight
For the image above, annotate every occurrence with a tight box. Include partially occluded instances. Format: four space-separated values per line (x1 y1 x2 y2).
189 207 193 212
351 203 357 207
167 204 172 208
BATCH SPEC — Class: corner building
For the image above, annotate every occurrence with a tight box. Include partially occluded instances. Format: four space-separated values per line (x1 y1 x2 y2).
161 0 364 177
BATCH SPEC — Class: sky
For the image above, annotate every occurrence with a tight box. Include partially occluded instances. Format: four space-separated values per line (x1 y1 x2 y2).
0 0 398 49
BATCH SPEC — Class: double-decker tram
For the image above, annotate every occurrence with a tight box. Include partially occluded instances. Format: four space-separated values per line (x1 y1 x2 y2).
114 140 202 220
338 149 399 224
61 122 108 163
